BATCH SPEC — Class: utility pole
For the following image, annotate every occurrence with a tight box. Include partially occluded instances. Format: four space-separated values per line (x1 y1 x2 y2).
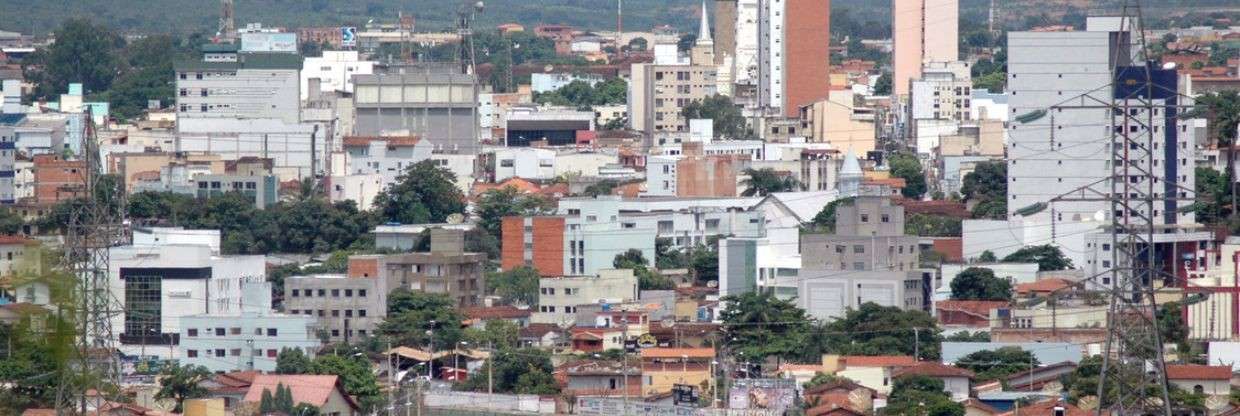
912 327 919 361
487 340 494 394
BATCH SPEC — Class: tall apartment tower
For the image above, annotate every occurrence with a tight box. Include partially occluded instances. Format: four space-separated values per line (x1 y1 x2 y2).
758 0 830 117
893 0 959 97
714 0 738 66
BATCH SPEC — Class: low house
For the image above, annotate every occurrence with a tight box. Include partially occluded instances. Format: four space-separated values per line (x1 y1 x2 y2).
520 323 563 348
893 362 975 402
1166 364 1232 396
1014 278 1075 298
962 398 1002 416
559 359 642 397
461 305 532 328
571 327 625 353
822 355 917 396
241 374 361 415
936 300 1008 330
639 347 715 396
999 398 1089 416
200 371 259 409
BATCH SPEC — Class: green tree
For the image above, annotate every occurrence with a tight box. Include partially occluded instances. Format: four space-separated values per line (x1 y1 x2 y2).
0 208 24 235
690 246 719 283
956 347 1038 381
309 353 383 409
802 372 845 389
275 348 314 374
873 72 893 95
486 266 541 306
155 364 211 413
1196 91 1240 219
582 180 619 197
380 289 465 349
720 291 813 360
681 94 751 139
882 375 963 416
944 331 990 342
809 303 942 360
741 168 800 196
614 249 675 290
977 250 997 262
949 267 1012 301
22 18 123 99
1158 301 1188 350
961 161 1008 220
457 348 558 394
475 187 555 243
463 319 521 350
905 213 962 237
1193 167 1229 224
810 197 854 232
373 160 466 224
1002 245 1073 271
888 153 928 199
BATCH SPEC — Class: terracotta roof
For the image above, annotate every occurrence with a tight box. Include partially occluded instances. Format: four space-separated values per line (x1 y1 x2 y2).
639 348 715 359
1166 364 1231 380
242 374 358 410
342 135 421 147
1015 278 1075 294
1000 399 1090 416
893 362 975 380
0 235 35 245
963 398 1001 415
840 355 917 368
803 379 874 397
863 177 906 188
520 323 562 338
805 400 867 416
932 239 964 262
20 410 57 416
460 305 531 320
935 300 1007 318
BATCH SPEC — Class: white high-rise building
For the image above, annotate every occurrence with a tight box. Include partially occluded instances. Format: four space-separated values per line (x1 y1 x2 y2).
756 0 785 112
733 0 760 85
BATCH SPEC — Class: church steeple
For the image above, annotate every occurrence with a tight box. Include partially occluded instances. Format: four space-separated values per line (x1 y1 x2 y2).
690 0 715 65
697 0 713 44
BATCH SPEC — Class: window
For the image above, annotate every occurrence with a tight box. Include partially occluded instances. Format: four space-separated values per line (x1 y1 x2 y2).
268 349 278 358
215 349 225 357
318 289 325 297
881 214 890 223
215 328 225 336
345 310 353 317
359 310 367 317
358 289 367 297
860 214 869 223
267 328 277 336
187 350 198 358
853 245 864 254
230 349 242 356
230 327 241 335
332 310 340 317
200 88 208 97
835 245 845 253
290 289 299 297
188 329 198 337
331 289 340 297
345 289 353 297
331 329 340 337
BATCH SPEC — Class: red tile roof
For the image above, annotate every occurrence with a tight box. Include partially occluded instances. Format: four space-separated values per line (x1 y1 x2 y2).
1166 364 1232 381
893 362 975 380
932 239 964 262
640 347 715 359
461 305 531 320
1000 399 1090 416
840 355 917 368
242 374 358 410
0 235 35 245
936 300 1007 318
1015 278 1075 295
520 323 563 338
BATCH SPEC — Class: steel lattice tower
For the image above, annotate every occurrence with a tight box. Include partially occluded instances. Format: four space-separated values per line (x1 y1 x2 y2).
55 119 126 415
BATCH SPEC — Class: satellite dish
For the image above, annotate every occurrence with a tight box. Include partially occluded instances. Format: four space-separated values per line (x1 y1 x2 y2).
1093 209 1106 223
706 280 718 288
544 64 553 72
446 213 465 224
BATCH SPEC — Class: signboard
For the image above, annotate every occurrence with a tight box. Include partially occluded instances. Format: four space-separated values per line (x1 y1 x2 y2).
637 333 658 349
624 338 638 353
673 384 699 406
241 32 297 53
341 26 357 47
727 379 796 413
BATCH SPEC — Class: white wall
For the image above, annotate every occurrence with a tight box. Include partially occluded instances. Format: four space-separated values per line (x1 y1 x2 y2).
300 51 375 100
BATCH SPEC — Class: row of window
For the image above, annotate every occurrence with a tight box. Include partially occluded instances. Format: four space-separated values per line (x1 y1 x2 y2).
187 327 278 337
186 348 279 358
289 288 367 298
291 309 368 318
538 305 577 313
540 287 579 296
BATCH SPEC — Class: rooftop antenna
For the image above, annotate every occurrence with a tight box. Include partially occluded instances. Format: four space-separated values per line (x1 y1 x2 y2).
456 0 484 75
219 0 236 43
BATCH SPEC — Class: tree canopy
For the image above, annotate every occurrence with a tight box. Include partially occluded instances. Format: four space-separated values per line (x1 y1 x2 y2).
380 289 465 350
534 77 627 108
956 347 1038 381
486 266 541 306
373 161 466 225
681 94 751 139
881 375 963 416
949 267 1012 301
156 364 211 413
810 303 942 360
457 348 559 394
961 161 1007 220
613 249 675 290
1002 245 1073 271
720 291 814 360
888 153 928 199
741 168 800 196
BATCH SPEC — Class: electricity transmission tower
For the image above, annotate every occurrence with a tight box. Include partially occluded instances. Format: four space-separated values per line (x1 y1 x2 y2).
55 119 126 415
1047 2 1202 413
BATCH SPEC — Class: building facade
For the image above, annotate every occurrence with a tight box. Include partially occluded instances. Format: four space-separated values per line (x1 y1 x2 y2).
352 64 479 153
300 51 375 100
892 0 959 97
532 269 638 325
629 63 718 136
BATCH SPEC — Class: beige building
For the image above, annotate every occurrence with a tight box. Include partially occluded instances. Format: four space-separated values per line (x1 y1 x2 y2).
937 120 1004 157
109 152 225 191
628 63 718 137
893 0 959 97
799 89 876 154
532 269 638 325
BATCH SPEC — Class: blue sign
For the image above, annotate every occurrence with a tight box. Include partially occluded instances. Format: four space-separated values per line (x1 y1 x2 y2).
341 26 357 47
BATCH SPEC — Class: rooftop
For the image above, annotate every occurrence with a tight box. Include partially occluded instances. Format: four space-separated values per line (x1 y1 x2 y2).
639 347 715 359
1166 364 1232 381
840 355 917 368
893 362 975 380
174 52 303 71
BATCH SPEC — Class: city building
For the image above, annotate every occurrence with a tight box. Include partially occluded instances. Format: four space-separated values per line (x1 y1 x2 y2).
352 63 479 153
493 147 556 181
283 273 387 344
501 201 657 277
108 229 265 359
341 135 433 188
757 0 831 117
639 348 715 395
628 61 718 137
530 73 604 94
644 142 745 198
893 0 959 97
799 89 878 154
300 51 376 100
798 194 923 320
713 0 738 67
178 281 318 372
532 269 638 326
174 44 302 124
690 1 716 66
364 229 487 307
556 195 765 251
504 106 594 147
909 61 973 155
32 154 83 204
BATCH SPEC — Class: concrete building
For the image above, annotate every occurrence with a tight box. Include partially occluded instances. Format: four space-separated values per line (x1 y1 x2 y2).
531 73 604 94
178 281 319 372
532 269 638 325
367 229 488 307
799 89 877 154
300 51 375 100
353 63 479 153
191 174 279 208
493 147 555 181
798 195 923 320
505 106 594 147
909 61 972 155
175 44 302 124
108 229 265 358
754 0 830 117
893 0 959 97
640 348 715 396
502 202 657 277
557 195 765 252
690 1 716 66
714 0 738 66
629 62 718 137
284 273 387 343
32 154 85 204
645 141 745 198
341 135 433 188
733 0 760 86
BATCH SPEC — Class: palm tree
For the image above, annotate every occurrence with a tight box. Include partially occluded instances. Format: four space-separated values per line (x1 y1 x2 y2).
740 168 800 197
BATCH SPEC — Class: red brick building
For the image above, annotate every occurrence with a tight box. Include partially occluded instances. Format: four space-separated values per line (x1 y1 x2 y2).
33 155 86 204
501 216 565 276
783 0 831 117
676 142 743 198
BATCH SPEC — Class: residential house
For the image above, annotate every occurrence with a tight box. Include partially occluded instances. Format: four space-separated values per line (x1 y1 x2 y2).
639 347 715 396
822 355 917 397
461 305 531 329
936 300 1007 332
1003 361 1078 391
559 360 642 397
520 323 564 349
532 269 638 325
1166 364 1232 396
241 374 360 415
893 362 975 402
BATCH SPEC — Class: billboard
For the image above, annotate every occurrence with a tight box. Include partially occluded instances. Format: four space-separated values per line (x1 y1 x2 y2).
241 32 298 52
341 26 357 47
727 379 796 413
